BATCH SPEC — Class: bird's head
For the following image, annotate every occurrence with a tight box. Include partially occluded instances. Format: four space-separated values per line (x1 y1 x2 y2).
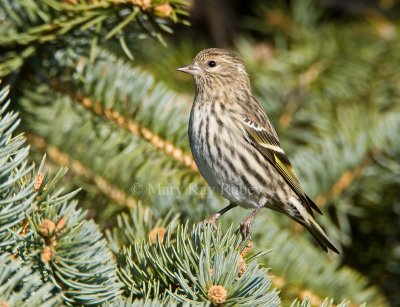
177 48 251 100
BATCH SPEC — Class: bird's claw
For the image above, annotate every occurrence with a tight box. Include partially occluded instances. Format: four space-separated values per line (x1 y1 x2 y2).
240 218 253 241
201 214 220 229
239 207 260 241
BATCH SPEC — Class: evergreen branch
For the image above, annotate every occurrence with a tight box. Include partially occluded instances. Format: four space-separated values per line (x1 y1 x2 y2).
290 110 399 215
46 48 197 172
109 205 373 306
29 200 124 305
0 0 189 77
76 95 198 172
290 297 358 307
0 0 188 46
252 217 386 305
28 133 138 209
0 253 60 306
104 297 184 306
0 46 36 78
0 85 123 304
279 60 330 129
314 160 366 207
106 203 180 253
117 223 280 305
0 85 36 248
108 205 332 306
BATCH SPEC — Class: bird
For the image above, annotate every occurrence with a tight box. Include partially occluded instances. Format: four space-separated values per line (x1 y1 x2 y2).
177 48 339 253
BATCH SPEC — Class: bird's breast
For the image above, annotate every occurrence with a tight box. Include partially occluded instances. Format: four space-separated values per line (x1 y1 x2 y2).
188 101 265 208
189 102 225 191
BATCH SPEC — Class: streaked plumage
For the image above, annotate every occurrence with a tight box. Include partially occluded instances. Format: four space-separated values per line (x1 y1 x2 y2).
178 48 338 253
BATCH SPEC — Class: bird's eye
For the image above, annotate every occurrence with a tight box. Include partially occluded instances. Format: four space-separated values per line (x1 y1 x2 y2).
208 60 217 67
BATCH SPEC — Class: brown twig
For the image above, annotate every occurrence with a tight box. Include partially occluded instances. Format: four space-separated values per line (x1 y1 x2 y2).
77 96 198 172
28 134 138 208
315 158 368 207
279 61 329 129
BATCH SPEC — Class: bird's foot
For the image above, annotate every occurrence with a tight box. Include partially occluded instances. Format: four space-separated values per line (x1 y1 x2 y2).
239 207 261 241
240 216 254 241
201 213 220 229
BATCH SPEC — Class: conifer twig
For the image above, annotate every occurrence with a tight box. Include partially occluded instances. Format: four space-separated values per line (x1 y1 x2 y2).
315 158 368 207
76 95 198 172
28 134 138 208
279 61 329 129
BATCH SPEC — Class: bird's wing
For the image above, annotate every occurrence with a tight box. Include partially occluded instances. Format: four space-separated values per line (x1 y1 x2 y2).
236 109 322 216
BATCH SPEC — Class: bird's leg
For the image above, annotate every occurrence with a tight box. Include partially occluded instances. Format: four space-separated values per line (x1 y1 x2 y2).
240 206 261 240
202 203 237 227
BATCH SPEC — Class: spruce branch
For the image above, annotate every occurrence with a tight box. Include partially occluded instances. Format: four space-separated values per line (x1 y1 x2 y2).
29 200 123 305
75 95 197 172
0 253 60 306
0 85 36 249
116 222 280 306
0 84 123 305
290 297 361 307
50 48 197 172
103 297 185 306
252 217 385 305
1 0 189 45
28 133 139 209
106 203 180 253
0 0 189 77
314 157 367 208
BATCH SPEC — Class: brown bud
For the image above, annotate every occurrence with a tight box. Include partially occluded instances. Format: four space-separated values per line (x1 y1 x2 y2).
141 128 153 140
128 0 151 10
103 108 112 119
240 240 254 257
19 220 29 237
149 227 166 244
127 122 140 134
207 285 227 305
34 174 44 191
41 246 53 263
154 4 173 17
38 219 56 237
116 114 126 126
93 102 103 115
56 217 67 231
237 254 247 278
81 97 92 108
48 235 57 247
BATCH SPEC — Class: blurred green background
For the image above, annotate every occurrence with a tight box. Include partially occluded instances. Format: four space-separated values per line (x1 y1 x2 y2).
1 0 399 305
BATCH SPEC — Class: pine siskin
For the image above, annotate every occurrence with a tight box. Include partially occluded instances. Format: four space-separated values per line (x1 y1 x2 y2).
178 48 338 253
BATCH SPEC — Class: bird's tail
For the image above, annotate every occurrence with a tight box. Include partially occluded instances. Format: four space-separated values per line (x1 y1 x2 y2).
296 214 339 254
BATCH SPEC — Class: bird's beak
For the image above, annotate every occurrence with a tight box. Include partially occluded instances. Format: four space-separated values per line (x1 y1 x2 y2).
177 63 200 76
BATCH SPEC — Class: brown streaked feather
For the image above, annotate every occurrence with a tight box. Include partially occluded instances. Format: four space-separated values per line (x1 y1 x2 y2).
237 98 322 216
